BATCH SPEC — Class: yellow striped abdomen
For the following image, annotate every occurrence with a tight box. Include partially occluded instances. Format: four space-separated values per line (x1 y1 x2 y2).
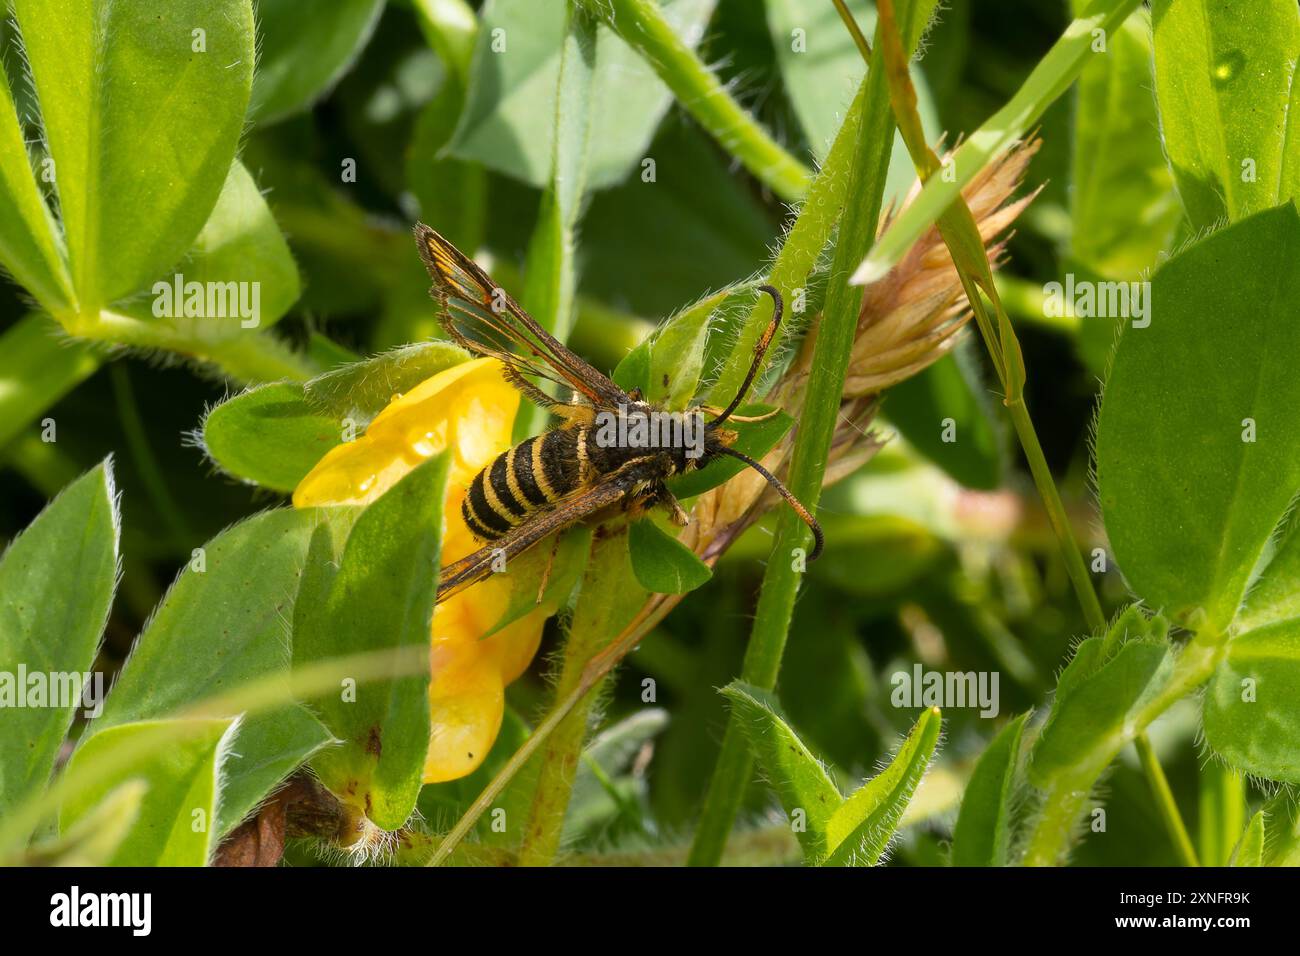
462 429 586 541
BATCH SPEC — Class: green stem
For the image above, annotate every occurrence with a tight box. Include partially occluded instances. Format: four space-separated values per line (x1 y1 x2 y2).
854 0 1145 285
1197 761 1245 867
70 309 318 383
109 364 194 549
1135 733 1199 867
579 0 811 202
1004 397 1105 631
686 4 915 868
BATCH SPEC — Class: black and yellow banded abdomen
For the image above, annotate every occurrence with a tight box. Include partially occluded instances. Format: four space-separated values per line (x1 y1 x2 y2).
462 429 585 541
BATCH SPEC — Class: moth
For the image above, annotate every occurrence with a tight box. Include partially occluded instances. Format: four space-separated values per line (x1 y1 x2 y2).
415 224 823 603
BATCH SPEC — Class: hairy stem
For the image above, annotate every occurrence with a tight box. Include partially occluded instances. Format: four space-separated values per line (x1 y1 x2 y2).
686 2 927 868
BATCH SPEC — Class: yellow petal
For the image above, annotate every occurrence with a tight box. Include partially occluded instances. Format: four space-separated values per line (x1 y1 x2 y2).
292 356 553 786
292 357 520 509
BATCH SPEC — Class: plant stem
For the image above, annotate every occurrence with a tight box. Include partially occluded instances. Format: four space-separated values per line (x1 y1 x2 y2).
686 2 922 868
579 0 811 202
72 309 318 383
1134 733 1199 867
854 0 1145 285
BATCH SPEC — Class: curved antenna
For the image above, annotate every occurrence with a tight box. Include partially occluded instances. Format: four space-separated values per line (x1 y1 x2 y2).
717 446 824 561
707 284 784 429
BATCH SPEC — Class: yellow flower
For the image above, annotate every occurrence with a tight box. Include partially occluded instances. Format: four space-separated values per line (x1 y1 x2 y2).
294 357 555 784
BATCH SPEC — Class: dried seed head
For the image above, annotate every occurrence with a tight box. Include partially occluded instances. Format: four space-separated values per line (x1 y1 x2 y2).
683 138 1041 560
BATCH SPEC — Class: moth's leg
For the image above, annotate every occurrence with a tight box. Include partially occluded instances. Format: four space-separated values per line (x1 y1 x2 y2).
502 364 565 412
697 403 782 424
631 481 689 527
658 488 690 527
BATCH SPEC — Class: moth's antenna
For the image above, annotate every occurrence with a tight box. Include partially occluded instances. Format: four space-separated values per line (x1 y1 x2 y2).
716 446 823 561
708 285 784 429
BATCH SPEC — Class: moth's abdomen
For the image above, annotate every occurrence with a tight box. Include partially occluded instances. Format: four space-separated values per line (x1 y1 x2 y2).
462 430 585 541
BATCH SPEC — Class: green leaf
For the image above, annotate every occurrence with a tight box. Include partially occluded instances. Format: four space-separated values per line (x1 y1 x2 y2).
60 717 237 866
628 518 712 594
448 0 718 190
951 712 1028 866
164 162 301 330
0 315 100 453
1207 526 1300 782
646 294 714 410
666 405 793 499
1069 4 1180 279
303 342 470 427
295 455 449 830
1203 621 1300 782
25 781 144 866
719 681 842 862
0 461 118 824
1153 0 1300 230
1030 633 1172 786
824 706 942 866
0 65 73 312
89 507 338 836
884 348 1003 490
478 526 593 640
202 383 345 493
1261 790 1300 866
612 285 760 404
1229 810 1265 866
1096 204 1300 630
249 0 385 124
13 0 255 308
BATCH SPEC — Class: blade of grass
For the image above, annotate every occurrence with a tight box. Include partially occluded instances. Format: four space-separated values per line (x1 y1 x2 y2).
686 0 933 868
577 0 811 201
0 644 430 861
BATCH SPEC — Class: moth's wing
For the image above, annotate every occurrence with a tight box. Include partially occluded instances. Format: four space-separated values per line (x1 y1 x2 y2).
415 223 631 407
436 478 632 604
